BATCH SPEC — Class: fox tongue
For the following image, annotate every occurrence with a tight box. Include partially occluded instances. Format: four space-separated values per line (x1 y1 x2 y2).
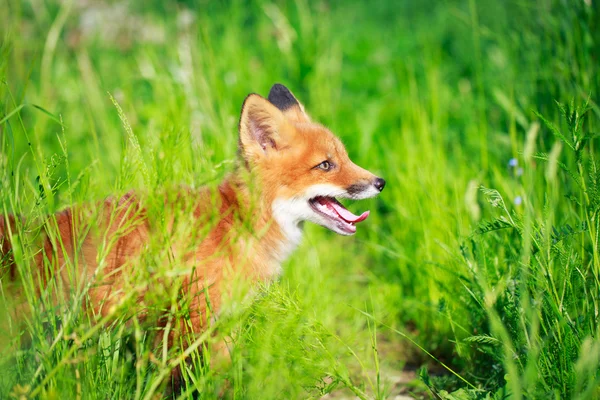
328 200 370 223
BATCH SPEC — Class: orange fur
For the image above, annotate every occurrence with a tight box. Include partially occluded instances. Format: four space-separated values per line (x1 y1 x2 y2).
0 84 385 392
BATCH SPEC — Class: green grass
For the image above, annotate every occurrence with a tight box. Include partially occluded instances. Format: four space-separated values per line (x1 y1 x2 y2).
1 0 600 398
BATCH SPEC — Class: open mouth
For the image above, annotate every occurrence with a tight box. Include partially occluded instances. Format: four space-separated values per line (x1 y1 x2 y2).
308 196 370 235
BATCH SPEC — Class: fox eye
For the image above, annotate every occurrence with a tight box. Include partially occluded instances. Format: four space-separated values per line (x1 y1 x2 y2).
316 160 332 171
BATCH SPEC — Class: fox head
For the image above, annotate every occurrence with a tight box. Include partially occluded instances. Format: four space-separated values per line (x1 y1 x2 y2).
237 84 385 241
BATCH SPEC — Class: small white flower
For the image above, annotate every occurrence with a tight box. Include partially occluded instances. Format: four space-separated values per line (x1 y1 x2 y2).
517 167 524 177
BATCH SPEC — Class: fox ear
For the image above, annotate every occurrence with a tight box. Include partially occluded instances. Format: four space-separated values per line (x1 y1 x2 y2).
268 83 310 123
238 94 286 163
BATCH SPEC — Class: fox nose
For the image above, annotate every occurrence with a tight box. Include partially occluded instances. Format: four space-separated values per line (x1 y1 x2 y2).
374 177 386 192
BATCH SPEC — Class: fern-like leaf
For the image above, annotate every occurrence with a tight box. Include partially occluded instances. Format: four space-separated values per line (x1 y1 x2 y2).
534 110 574 151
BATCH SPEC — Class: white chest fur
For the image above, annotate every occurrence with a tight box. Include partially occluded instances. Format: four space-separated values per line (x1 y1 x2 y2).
271 198 305 263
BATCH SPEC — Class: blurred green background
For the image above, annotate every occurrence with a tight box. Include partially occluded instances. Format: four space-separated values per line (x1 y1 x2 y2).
1 0 600 398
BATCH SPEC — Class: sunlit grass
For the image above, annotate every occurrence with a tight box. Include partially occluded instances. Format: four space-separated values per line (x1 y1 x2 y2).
1 0 600 399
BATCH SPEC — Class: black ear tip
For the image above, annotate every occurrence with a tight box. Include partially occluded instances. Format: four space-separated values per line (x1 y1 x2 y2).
269 83 290 96
268 83 299 111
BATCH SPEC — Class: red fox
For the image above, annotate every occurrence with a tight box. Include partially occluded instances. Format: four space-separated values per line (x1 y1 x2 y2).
0 84 385 391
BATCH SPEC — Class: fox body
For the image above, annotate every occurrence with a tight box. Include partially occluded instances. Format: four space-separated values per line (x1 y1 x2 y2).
0 84 385 387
